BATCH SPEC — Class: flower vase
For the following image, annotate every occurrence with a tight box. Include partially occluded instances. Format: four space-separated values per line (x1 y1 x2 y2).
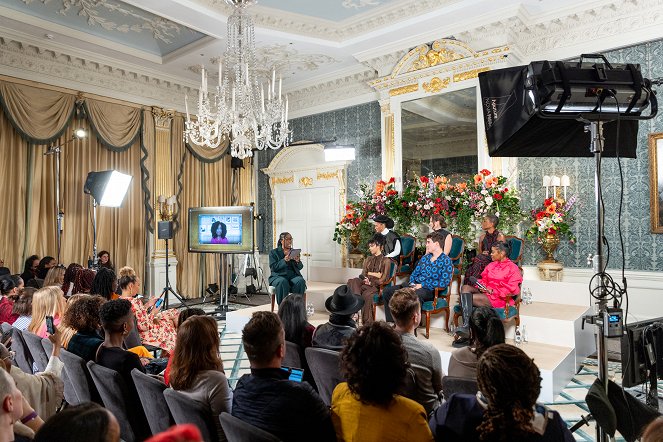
540 233 560 263
349 230 361 255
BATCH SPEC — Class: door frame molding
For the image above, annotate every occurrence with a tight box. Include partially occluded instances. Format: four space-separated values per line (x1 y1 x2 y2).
261 143 353 266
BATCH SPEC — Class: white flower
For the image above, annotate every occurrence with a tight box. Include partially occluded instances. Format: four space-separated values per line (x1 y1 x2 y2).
424 204 430 210
445 196 451 201
485 196 494 206
409 202 413 207
495 211 500 217
481 189 488 195
463 201 469 206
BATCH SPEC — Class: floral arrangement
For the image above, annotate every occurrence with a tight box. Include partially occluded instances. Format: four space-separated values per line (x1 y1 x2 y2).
334 169 526 253
525 195 578 244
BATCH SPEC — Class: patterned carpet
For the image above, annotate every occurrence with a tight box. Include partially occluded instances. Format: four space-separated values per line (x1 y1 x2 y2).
200 301 656 441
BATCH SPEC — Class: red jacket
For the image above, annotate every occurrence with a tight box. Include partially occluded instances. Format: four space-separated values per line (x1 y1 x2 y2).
479 259 522 308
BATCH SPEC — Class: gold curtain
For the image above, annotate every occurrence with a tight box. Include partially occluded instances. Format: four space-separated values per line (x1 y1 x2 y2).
383 113 395 179
85 99 142 149
0 107 29 272
0 82 75 142
171 115 233 298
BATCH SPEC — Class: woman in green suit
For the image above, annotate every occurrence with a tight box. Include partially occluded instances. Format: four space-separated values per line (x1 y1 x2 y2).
269 232 306 305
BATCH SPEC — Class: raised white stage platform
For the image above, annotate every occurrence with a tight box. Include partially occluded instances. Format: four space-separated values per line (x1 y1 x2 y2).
226 278 599 402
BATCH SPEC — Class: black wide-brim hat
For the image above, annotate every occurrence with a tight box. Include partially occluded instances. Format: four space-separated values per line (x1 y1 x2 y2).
325 285 365 316
370 214 394 229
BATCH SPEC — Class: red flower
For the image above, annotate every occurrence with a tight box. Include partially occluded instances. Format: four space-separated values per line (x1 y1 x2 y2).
503 188 508 192
435 198 441 203
402 202 408 207
420 176 429 184
386 189 397 196
548 228 557 235
493 193 503 200
388 177 396 183
480 169 491 176
544 198 553 206
536 211 546 220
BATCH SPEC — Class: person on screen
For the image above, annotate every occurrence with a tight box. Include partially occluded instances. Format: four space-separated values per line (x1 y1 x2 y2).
268 232 306 305
210 221 229 244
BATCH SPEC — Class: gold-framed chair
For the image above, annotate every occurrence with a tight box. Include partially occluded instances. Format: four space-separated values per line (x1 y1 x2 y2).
396 234 416 277
372 259 398 319
421 284 452 338
452 292 522 328
449 235 465 295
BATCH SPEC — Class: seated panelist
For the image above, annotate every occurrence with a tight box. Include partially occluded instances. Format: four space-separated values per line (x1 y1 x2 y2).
268 232 306 305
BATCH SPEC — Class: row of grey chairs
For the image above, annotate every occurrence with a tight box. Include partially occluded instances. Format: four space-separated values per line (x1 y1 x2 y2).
282 341 343 407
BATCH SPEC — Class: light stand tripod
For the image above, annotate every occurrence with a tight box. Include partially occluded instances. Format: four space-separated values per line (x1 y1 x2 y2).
161 237 189 310
210 253 235 320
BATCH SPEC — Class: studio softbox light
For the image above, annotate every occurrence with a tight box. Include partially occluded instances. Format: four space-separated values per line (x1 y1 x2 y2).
478 59 657 158
84 170 132 207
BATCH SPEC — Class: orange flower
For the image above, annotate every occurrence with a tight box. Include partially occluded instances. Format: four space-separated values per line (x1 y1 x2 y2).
434 176 443 185
545 203 557 214
485 176 499 188
375 182 385 194
473 174 483 184
438 183 448 191
457 182 467 191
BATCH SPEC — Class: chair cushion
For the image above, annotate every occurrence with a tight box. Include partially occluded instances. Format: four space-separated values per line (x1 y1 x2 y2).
422 298 448 311
450 237 463 258
399 264 412 274
401 236 415 255
508 238 523 261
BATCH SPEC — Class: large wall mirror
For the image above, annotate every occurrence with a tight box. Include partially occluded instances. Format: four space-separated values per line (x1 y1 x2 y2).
401 86 478 183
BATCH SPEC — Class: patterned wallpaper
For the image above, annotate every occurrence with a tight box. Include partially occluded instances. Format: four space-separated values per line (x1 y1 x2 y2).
256 101 382 251
518 39 663 270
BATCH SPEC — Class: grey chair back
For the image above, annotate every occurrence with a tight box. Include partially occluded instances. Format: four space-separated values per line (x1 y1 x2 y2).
441 375 478 399
164 388 217 442
11 328 34 374
123 317 142 349
1 322 11 334
40 338 76 405
87 361 137 442
131 369 173 435
60 349 100 405
282 341 302 369
219 412 282 442
21 330 49 372
305 347 343 406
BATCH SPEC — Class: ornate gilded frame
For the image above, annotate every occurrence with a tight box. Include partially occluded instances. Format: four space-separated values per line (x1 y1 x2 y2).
649 132 663 233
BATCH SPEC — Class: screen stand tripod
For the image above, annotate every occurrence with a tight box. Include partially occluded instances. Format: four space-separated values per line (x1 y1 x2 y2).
211 253 235 320
161 238 189 310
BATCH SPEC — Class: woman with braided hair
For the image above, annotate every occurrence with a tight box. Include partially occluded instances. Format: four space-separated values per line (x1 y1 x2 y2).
61 263 82 297
71 268 95 295
430 344 573 441
90 267 117 300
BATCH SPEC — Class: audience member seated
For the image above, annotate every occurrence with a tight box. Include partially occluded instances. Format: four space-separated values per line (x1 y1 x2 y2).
96 299 150 438
146 424 202 442
456 241 522 342
0 366 44 441
91 267 117 301
0 278 19 324
0 330 64 419
28 286 66 339
390 288 444 415
170 316 233 441
346 234 392 324
429 344 574 442
463 214 505 283
72 268 96 295
268 232 306 305
11 287 36 331
429 214 452 255
118 270 178 353
232 311 335 442
97 250 115 272
19 255 39 286
163 308 206 386
0 267 8 278
278 293 316 387
448 307 504 378
61 263 82 298
35 257 56 281
312 285 363 351
643 416 663 442
371 214 402 259
64 295 106 361
10 276 23 291
382 232 453 323
331 321 434 442
33 402 120 442
42 265 65 288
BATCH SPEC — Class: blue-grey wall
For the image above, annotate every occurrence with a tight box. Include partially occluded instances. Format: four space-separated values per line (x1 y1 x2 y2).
256 101 382 251
518 39 663 270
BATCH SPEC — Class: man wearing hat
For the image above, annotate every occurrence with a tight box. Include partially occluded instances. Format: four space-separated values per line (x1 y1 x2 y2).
371 214 402 258
312 285 364 351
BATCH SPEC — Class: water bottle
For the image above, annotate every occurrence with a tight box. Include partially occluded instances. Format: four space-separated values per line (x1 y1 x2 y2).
514 325 522 345
522 324 528 343
306 302 314 317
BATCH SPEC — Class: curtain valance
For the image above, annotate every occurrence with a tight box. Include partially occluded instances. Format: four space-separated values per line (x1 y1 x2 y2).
0 81 75 144
85 99 142 151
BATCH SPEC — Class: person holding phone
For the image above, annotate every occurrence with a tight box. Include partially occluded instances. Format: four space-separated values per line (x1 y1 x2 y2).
455 241 522 343
268 232 306 306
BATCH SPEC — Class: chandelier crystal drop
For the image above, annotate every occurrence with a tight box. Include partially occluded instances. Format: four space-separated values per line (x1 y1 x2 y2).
183 0 291 158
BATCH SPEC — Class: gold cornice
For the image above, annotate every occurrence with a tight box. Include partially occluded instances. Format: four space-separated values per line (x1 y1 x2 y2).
299 177 313 187
453 67 491 82
152 107 175 129
380 101 391 114
423 77 450 93
411 46 466 72
272 175 294 185
389 83 419 96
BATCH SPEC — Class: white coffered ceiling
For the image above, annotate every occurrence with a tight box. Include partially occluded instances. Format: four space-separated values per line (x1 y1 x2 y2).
1 0 662 116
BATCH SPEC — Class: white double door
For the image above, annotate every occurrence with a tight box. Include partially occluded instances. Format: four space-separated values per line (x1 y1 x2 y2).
277 186 339 280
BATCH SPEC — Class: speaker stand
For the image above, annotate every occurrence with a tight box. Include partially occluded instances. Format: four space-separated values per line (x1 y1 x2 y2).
210 253 235 320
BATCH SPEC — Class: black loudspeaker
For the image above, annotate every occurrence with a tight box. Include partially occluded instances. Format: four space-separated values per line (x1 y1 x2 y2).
158 221 173 240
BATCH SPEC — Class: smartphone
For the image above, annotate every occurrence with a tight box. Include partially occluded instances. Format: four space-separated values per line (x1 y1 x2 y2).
281 366 305 383
154 298 164 309
45 315 55 335
288 248 301 260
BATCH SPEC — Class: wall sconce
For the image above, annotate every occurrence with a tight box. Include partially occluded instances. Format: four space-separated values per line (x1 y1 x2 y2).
542 174 570 200
158 195 177 220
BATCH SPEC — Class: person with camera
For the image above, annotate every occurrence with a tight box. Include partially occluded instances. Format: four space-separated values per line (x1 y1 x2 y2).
346 234 392 324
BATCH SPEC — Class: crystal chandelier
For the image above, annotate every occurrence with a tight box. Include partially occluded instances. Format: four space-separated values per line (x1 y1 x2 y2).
183 0 291 158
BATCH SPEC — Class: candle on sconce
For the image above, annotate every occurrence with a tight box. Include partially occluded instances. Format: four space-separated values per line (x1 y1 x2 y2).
543 175 551 198
184 95 190 123
285 95 288 121
272 68 276 94
158 195 166 204
551 175 561 199
561 174 570 199
218 62 222 88
278 77 282 100
261 85 265 113
167 196 176 206
232 87 236 112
